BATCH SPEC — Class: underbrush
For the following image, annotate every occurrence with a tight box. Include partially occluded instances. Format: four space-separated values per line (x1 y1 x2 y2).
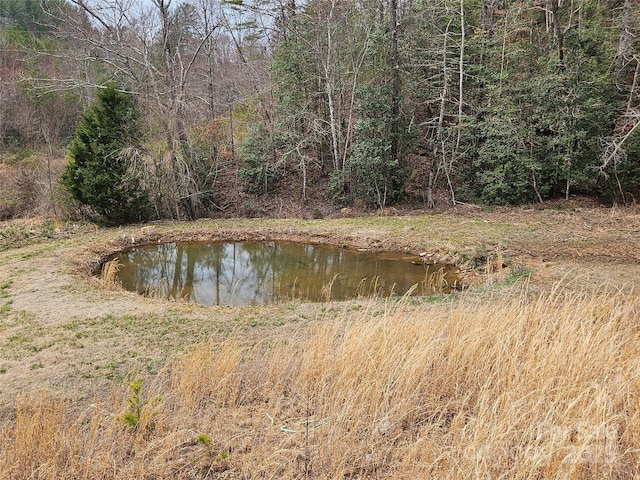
0 153 66 220
1 284 639 478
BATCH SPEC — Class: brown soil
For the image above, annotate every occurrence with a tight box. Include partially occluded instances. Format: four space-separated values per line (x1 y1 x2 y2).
0 201 638 416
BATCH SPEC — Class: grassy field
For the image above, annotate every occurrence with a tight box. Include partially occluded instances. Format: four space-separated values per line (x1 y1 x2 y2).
0 205 638 478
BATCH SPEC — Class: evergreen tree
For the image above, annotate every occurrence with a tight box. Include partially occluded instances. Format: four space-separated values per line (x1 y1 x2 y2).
346 84 408 208
456 0 622 204
61 84 149 225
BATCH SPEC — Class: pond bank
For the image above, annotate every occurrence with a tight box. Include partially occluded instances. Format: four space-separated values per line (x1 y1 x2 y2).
0 206 638 414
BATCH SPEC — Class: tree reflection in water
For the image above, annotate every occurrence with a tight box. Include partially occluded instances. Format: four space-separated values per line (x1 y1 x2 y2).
114 241 460 306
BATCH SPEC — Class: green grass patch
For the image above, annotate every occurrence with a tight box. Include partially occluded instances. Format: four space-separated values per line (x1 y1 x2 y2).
503 265 534 285
0 280 12 298
0 302 12 317
20 249 47 260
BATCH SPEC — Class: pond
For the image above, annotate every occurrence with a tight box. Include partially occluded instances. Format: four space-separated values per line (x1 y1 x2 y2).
111 241 461 306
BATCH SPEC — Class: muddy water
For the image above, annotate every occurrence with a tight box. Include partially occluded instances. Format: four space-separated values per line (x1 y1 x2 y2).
112 241 460 306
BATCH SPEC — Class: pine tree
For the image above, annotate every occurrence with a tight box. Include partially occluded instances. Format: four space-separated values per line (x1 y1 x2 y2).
61 84 149 225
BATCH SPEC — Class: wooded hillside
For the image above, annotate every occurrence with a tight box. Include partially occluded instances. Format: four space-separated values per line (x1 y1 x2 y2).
1 0 639 221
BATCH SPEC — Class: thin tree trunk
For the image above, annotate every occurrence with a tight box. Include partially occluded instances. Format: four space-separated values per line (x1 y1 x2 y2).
343 28 372 170
550 0 565 65
325 74 340 171
531 169 544 203
437 21 451 141
482 0 496 32
390 0 400 162
627 60 640 112
457 0 465 152
432 19 452 209
498 11 508 97
229 103 235 161
301 155 307 200
427 169 435 208
324 0 341 172
42 124 57 216
448 0 465 206
616 0 635 85
207 44 216 121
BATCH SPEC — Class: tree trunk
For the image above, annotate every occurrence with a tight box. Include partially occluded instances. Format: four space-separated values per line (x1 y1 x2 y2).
549 0 565 65
426 169 435 208
432 19 452 209
391 0 400 164
481 0 497 32
447 0 465 206
324 0 341 173
615 0 635 87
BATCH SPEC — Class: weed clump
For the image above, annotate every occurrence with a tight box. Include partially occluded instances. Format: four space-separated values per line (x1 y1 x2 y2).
101 258 121 290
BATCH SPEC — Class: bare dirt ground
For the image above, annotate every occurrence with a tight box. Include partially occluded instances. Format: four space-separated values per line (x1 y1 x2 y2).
0 201 638 417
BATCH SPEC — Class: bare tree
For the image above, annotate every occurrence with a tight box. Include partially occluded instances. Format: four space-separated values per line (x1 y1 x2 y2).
615 0 636 89
41 0 255 219
391 0 400 164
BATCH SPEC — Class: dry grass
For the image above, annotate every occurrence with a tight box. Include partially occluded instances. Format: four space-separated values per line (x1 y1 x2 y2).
1 282 639 479
101 258 121 290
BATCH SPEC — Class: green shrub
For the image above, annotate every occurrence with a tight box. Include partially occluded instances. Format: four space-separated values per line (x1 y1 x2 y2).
61 84 149 225
239 126 281 194
344 86 408 208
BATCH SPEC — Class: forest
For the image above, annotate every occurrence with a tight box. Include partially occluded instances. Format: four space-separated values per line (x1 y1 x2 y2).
1 0 639 223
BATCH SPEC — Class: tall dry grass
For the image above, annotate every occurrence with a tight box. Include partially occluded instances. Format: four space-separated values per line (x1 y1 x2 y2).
100 258 121 290
2 283 640 479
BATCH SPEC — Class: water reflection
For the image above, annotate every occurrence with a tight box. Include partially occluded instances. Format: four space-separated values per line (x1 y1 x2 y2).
113 241 460 306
